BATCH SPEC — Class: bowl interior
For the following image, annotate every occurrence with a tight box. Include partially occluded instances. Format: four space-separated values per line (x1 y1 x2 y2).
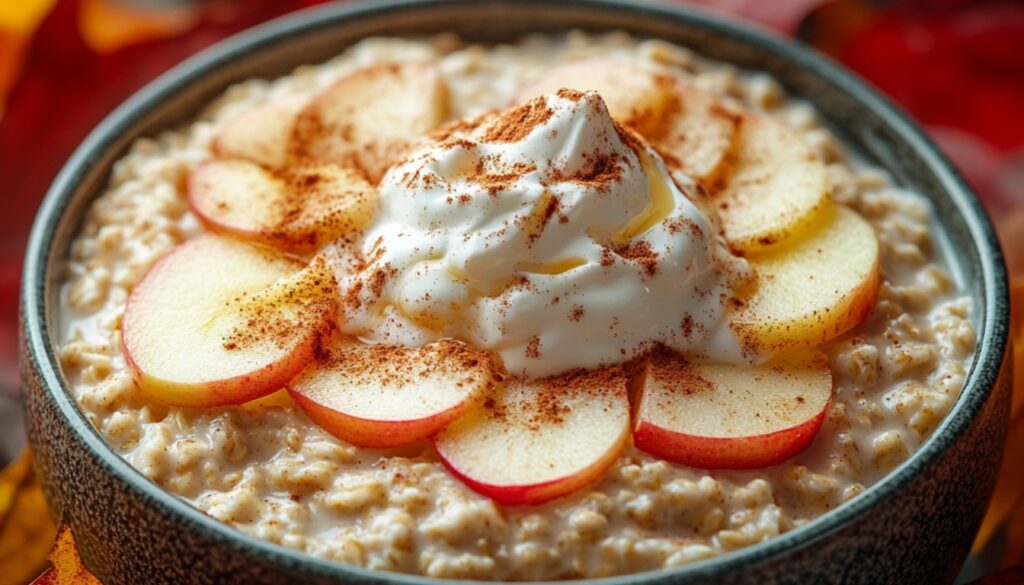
22 0 1009 583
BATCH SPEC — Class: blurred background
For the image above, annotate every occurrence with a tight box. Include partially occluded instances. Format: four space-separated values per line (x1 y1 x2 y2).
0 0 1022 583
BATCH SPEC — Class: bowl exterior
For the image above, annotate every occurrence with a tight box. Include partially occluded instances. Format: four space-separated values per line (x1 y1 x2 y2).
20 1 1012 584
21 346 1013 585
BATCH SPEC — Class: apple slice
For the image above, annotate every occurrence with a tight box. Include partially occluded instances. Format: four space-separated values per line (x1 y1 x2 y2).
633 350 832 469
732 203 880 353
289 62 448 183
289 337 496 448
654 81 740 182
122 235 336 407
434 368 630 505
188 160 376 253
213 97 306 169
514 60 673 136
241 389 295 414
713 112 829 252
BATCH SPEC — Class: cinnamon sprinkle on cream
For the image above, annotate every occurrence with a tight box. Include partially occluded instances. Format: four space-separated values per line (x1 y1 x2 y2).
337 88 748 378
480 98 554 143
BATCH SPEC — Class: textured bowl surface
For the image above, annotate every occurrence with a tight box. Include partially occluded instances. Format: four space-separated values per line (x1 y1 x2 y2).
20 1 1011 584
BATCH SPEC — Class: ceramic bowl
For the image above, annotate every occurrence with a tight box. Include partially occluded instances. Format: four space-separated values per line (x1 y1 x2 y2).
20 1 1011 583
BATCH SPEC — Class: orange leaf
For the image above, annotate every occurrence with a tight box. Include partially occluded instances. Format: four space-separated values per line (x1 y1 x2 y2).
78 0 200 55
0 0 55 119
0 450 58 584
32 522 101 585
0 448 31 521
0 0 56 33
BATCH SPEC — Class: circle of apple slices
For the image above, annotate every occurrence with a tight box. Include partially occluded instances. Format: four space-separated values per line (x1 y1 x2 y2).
633 350 833 469
121 235 335 407
188 160 376 254
434 368 631 506
288 337 498 449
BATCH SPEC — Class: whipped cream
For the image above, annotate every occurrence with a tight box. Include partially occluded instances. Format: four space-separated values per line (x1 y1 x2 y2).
337 90 748 378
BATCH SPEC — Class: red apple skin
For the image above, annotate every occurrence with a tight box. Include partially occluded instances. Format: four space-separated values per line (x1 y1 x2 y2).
121 333 317 408
633 404 830 470
434 426 629 506
288 388 479 449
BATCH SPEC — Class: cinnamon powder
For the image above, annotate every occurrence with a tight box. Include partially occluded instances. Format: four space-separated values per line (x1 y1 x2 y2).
610 240 659 277
221 257 338 353
479 97 554 143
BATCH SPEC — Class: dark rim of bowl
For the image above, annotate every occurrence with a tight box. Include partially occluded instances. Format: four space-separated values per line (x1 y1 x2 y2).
21 0 1009 583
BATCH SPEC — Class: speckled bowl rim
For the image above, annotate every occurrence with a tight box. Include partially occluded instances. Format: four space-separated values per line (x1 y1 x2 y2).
21 0 1010 583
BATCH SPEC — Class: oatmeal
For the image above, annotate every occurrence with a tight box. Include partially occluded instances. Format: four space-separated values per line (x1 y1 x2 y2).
58 32 976 580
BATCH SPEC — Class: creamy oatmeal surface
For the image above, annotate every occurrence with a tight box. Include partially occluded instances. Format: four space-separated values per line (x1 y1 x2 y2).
59 32 976 579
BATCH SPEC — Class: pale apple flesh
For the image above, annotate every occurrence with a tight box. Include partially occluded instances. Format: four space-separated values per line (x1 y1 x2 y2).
289 62 448 183
121 235 336 407
733 203 880 353
653 81 740 183
188 160 377 253
633 350 833 469
241 389 296 414
212 96 306 169
289 336 497 448
713 112 830 252
433 368 631 505
514 60 673 137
